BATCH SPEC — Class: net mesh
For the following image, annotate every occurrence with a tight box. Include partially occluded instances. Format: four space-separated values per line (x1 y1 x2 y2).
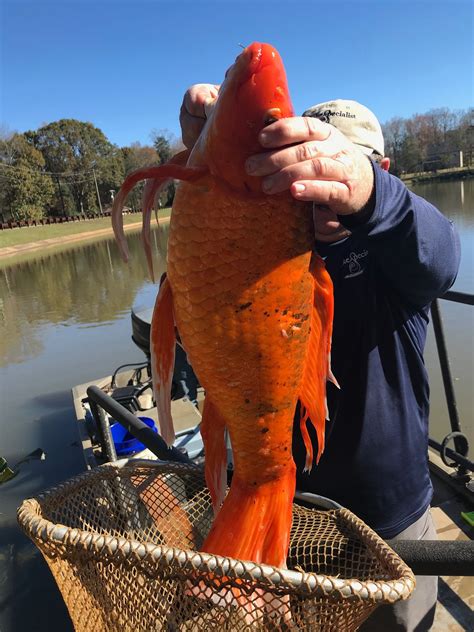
18 461 415 631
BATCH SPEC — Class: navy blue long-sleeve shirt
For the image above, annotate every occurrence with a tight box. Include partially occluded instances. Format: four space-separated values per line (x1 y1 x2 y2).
292 165 461 539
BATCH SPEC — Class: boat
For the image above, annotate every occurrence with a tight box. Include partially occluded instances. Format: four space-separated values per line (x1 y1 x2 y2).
70 298 473 631
72 306 207 469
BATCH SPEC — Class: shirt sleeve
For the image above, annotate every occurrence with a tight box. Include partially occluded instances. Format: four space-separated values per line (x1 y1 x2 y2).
339 165 461 307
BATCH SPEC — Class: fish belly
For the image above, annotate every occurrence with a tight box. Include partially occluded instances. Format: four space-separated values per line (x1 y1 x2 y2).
168 181 313 478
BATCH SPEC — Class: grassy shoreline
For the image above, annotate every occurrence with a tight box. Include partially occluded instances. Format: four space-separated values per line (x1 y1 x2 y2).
0 209 171 249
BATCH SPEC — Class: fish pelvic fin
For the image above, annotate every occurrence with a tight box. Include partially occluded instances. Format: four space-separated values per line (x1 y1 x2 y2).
111 155 207 265
299 255 336 472
150 275 176 446
200 397 228 515
201 465 296 568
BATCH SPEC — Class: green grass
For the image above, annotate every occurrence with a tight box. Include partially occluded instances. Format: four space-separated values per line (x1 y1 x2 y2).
0 209 171 248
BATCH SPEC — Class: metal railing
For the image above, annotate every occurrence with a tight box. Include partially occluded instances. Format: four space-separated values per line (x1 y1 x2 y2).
429 290 473 477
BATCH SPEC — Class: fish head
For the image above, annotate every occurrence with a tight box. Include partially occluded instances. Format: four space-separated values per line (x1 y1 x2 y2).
200 42 294 192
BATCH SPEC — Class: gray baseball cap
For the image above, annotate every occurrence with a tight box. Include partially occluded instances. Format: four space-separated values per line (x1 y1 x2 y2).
302 99 384 157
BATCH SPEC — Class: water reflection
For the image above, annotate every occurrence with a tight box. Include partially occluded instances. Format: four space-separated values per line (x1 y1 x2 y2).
0 226 169 366
411 178 474 221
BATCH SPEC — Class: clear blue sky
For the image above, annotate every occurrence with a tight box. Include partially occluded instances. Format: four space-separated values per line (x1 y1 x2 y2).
1 0 472 148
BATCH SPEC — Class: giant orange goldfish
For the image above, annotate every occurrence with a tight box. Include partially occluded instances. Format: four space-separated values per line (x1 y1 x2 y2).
112 42 335 570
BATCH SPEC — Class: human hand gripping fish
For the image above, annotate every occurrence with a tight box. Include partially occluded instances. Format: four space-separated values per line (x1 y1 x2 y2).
112 42 337 621
181 82 377 243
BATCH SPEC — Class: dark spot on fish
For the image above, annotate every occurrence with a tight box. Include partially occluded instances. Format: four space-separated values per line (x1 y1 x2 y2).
261 427 269 434
275 308 279 313
238 302 252 311
258 403 278 414
284 446 288 451
245 398 250 404
282 309 288 315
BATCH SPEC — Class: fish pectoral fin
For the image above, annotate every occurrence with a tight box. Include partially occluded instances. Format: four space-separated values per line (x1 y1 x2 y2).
151 275 176 446
298 255 336 472
141 150 192 281
111 154 207 264
200 398 228 514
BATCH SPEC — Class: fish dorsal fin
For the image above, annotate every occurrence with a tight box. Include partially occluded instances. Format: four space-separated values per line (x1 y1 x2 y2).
298 255 336 472
112 156 208 264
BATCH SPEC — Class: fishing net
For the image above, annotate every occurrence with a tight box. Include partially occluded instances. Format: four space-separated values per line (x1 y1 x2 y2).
18 461 414 631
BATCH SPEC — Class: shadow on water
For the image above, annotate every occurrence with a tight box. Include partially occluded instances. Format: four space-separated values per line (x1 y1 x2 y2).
0 526 73 632
0 391 84 632
1 401 84 632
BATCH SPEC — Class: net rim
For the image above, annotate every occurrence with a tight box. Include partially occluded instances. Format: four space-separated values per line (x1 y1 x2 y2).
17 460 415 603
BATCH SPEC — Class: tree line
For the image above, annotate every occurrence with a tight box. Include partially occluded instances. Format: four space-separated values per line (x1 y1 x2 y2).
0 106 472 222
382 107 473 175
0 119 183 223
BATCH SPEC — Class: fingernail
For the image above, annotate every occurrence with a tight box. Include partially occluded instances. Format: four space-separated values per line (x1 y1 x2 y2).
262 177 274 192
293 183 306 193
259 131 269 146
245 158 256 174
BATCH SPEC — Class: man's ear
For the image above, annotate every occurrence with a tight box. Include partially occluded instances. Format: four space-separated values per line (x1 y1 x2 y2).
380 157 390 171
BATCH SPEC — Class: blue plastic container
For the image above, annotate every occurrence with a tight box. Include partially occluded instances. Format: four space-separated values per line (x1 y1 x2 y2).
109 416 157 456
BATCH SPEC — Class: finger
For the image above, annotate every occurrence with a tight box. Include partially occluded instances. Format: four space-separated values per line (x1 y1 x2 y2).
183 84 219 119
290 179 350 209
179 85 220 149
261 157 351 194
258 117 332 148
246 142 322 177
179 108 206 149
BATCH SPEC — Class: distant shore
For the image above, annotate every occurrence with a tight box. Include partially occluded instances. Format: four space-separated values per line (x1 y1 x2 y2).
400 166 474 185
0 212 171 260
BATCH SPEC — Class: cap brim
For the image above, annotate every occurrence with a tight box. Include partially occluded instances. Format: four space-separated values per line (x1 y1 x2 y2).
354 143 374 156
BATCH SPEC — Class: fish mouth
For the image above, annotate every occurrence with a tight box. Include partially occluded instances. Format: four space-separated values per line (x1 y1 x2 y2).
247 43 264 74
235 42 278 84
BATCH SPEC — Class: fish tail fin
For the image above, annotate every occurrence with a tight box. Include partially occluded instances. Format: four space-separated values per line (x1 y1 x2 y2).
111 153 206 263
299 255 336 471
201 465 296 568
150 275 176 446
141 150 191 281
200 398 228 514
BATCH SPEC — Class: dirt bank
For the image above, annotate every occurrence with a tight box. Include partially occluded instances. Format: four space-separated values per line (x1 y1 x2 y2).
0 221 143 260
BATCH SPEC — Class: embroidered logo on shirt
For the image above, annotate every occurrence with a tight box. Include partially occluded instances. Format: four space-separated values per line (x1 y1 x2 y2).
342 250 368 278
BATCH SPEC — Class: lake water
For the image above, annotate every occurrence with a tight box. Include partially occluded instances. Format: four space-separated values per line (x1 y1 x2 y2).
0 178 472 631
